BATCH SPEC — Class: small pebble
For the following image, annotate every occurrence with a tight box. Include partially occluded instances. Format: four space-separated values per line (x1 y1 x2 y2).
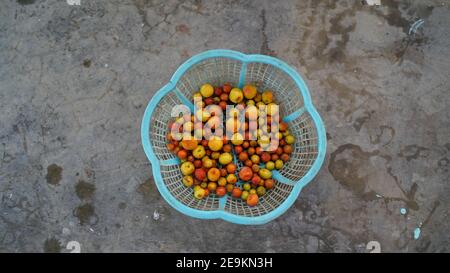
153 210 160 221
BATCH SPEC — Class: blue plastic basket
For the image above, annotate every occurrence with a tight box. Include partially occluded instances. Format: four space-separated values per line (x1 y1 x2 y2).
141 49 326 224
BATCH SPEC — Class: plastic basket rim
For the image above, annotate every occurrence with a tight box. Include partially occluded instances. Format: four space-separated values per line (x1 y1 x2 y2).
141 49 327 225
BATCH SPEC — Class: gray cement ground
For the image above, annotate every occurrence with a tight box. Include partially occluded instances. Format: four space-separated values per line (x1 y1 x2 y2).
0 0 449 252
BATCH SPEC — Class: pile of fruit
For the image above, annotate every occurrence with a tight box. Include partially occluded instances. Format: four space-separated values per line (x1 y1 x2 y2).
166 83 295 207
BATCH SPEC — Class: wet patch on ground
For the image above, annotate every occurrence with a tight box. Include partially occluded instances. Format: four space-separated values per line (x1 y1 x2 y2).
44 237 61 253
73 203 98 225
46 164 62 185
75 180 96 200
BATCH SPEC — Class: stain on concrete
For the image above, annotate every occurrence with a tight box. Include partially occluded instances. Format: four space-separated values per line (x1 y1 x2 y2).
376 0 410 33
175 24 190 34
353 110 375 132
329 144 419 210
83 59 92 68
46 164 62 185
329 144 376 194
137 179 153 196
370 125 396 146
325 76 377 120
74 203 97 225
118 202 127 210
75 180 96 200
386 167 419 210
328 9 357 63
398 145 429 161
260 9 276 56
44 237 61 253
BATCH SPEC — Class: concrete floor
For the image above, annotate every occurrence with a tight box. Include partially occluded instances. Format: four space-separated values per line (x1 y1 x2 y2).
0 0 449 252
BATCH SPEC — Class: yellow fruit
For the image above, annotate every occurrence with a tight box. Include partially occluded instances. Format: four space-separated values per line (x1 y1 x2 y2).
207 168 221 182
180 161 195 176
243 84 257 99
183 175 194 187
254 93 262 102
231 133 244 145
265 161 275 170
181 139 198 150
262 90 274 104
211 151 220 159
194 187 206 199
219 152 233 165
218 177 227 187
208 136 223 151
200 83 214 98
258 168 272 179
229 88 244 103
275 159 284 170
192 145 206 159
285 135 295 144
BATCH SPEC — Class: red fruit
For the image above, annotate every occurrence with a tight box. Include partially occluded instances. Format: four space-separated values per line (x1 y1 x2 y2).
204 97 214 105
276 147 283 155
216 186 226 197
261 152 271 163
251 164 260 173
201 140 209 147
194 168 207 181
187 155 195 162
231 187 242 198
246 193 259 206
223 144 232 153
255 147 262 155
226 163 237 174
264 179 274 189
238 152 249 162
219 101 227 110
279 122 288 132
242 141 249 149
177 150 188 160
194 160 202 168
239 167 253 181
281 153 290 162
167 143 175 151
214 87 223 96
247 147 255 155
220 93 229 101
234 146 243 154
251 175 261 186
220 168 228 177
223 83 232 93
271 154 279 161
280 139 286 146
283 145 293 154
244 159 253 167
